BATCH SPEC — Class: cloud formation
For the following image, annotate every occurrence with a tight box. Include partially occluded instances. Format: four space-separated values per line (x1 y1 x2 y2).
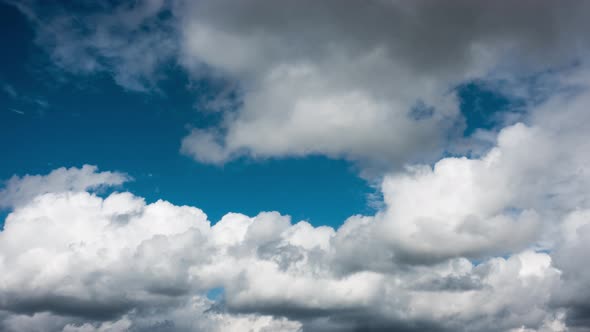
4 1 590 331
1 75 590 331
11 0 590 171
176 0 590 169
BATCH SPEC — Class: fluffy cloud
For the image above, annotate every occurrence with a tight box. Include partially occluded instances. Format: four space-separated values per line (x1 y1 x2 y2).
330 72 590 269
0 190 304 331
0 191 542 331
0 186 570 332
1 80 590 330
174 0 590 169
12 0 590 170
0 165 129 209
5 1 590 331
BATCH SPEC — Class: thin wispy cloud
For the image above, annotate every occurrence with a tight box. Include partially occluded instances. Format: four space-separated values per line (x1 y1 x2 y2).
7 108 24 115
2 83 17 98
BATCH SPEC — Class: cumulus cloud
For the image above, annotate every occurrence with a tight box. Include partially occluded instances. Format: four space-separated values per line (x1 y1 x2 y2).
0 186 570 332
1 80 590 330
0 165 130 209
330 72 590 269
10 0 590 171
173 0 590 169
5 1 590 331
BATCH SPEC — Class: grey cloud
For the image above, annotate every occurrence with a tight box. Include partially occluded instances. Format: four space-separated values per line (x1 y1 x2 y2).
3 294 133 321
174 0 590 169
14 0 590 171
409 275 483 292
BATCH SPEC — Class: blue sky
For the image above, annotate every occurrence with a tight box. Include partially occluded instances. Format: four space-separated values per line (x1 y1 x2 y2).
0 1 523 227
0 1 375 225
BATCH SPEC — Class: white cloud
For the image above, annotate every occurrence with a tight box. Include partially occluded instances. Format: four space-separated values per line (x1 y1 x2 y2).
0 165 130 209
2 81 590 330
0 187 565 331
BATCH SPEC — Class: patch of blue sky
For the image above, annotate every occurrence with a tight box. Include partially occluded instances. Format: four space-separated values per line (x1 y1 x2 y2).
0 71 374 227
456 80 527 137
0 1 549 231
205 287 225 302
0 2 375 229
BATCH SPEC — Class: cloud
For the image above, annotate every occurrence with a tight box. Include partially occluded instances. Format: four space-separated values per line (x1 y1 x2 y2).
173 0 590 170
1 78 590 331
0 165 130 209
331 74 590 268
4 1 590 331
1 83 50 114
8 108 25 115
11 0 590 172
0 190 568 332
7 0 176 92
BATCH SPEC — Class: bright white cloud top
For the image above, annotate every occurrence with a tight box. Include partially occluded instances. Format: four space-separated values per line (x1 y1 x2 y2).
3 0 590 331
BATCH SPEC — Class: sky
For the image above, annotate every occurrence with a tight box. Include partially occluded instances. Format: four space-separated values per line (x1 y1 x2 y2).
0 1 375 226
0 1 590 332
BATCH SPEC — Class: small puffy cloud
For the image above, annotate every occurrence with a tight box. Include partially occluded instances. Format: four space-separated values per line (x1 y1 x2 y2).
0 165 130 209
180 129 232 165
